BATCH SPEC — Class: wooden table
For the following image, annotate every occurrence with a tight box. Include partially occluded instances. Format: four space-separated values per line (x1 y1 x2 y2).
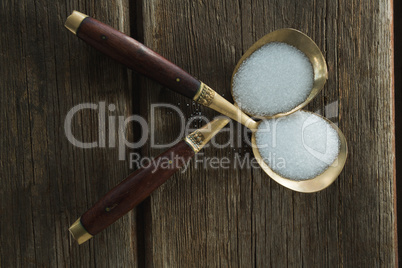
0 0 396 266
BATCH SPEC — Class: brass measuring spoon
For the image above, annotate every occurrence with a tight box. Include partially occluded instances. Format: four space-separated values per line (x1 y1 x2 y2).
250 111 347 193
65 11 347 192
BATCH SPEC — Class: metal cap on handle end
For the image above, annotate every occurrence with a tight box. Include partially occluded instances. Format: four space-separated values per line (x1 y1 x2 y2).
69 218 93 245
65 11 88 35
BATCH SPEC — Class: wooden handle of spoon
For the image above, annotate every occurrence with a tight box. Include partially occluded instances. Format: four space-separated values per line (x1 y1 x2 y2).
65 11 200 99
68 117 231 244
69 140 195 244
65 12 258 128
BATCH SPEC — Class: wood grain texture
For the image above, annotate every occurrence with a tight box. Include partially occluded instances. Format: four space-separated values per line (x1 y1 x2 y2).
138 0 396 267
0 0 138 267
0 0 396 267
395 0 402 263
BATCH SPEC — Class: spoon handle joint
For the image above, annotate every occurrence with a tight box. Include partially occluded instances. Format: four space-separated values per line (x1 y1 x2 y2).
195 82 258 130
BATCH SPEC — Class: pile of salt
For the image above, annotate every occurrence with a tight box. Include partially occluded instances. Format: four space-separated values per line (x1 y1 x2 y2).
232 42 314 117
255 111 340 181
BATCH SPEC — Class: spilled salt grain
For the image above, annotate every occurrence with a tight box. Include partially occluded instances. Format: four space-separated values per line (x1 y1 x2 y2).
255 111 340 181
232 42 314 117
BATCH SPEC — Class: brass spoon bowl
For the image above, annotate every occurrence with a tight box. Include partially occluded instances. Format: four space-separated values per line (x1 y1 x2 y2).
231 28 328 120
191 28 330 131
250 111 348 193
229 29 346 192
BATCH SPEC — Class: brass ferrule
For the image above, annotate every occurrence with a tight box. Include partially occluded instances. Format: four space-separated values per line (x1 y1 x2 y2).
69 218 93 245
185 117 230 153
65 11 88 35
193 82 258 131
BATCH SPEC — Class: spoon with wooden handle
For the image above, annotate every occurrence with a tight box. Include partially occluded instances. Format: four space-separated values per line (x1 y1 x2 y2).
69 117 230 244
65 11 258 129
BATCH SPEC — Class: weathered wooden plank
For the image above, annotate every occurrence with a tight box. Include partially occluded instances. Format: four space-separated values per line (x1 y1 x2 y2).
138 0 396 267
336 0 396 266
0 1 138 267
395 0 402 264
0 0 396 266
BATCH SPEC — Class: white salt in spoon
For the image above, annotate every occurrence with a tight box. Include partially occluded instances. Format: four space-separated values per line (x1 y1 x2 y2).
231 28 328 119
229 29 347 192
251 110 347 193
